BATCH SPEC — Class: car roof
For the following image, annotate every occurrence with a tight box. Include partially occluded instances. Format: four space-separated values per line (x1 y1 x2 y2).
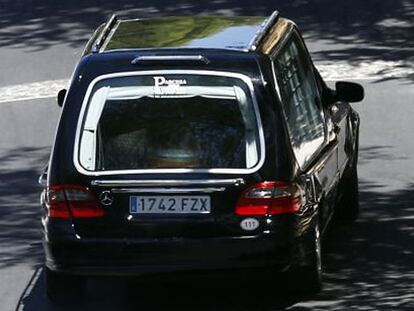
104 16 266 52
84 11 293 55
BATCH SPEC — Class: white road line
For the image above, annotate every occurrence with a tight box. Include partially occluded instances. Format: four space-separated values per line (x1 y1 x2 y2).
319 60 414 81
0 79 68 104
0 60 412 104
14 266 43 311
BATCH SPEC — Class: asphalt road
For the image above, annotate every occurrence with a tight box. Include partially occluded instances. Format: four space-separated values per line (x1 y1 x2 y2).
1 1 414 310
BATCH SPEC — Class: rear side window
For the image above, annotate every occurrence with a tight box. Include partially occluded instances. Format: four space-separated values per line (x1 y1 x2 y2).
273 35 325 167
77 73 262 173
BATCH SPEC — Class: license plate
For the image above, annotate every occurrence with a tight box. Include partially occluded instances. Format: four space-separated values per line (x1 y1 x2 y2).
129 196 211 214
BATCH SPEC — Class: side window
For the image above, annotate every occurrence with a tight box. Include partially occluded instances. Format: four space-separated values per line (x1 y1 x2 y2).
273 33 326 167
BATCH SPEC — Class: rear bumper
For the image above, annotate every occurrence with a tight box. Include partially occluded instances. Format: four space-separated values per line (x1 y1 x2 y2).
44 235 297 276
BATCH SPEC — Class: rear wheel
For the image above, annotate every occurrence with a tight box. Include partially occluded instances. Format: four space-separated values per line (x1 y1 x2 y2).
335 162 359 223
45 267 86 304
288 218 322 294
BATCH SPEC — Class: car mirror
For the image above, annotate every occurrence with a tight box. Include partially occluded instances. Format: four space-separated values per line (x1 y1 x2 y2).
335 81 364 103
38 164 48 187
57 89 67 107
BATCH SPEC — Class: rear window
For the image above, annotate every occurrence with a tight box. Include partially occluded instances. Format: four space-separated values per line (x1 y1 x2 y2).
77 72 263 173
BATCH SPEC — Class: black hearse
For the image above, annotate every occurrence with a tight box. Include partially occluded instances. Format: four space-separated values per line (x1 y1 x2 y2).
40 11 364 302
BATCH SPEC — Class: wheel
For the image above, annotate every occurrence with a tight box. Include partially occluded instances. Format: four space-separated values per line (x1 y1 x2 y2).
288 218 323 294
335 162 359 223
300 218 323 292
45 267 86 304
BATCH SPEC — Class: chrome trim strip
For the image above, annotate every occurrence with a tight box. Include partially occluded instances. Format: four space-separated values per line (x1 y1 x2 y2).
91 178 245 187
73 70 266 176
112 187 226 193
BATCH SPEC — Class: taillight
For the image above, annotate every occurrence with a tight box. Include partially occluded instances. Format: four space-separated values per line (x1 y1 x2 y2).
235 182 303 216
45 185 104 219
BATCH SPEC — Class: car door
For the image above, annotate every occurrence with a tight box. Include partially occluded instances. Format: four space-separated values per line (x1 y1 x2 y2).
272 30 340 227
313 66 350 179
326 96 349 177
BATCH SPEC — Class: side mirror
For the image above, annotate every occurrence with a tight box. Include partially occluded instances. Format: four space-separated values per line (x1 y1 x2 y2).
335 81 364 103
57 89 67 107
38 164 48 187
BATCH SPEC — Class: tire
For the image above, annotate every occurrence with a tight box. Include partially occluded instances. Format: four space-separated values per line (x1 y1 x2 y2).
45 267 86 304
335 162 359 223
288 218 323 294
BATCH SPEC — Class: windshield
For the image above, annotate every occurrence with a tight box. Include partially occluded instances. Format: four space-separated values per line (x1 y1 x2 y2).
77 73 262 173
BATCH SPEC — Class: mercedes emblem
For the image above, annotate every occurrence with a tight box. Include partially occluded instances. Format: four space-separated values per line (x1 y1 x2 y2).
99 191 114 206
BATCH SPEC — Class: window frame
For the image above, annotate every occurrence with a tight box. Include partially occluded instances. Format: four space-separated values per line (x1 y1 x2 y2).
73 70 266 176
270 28 329 170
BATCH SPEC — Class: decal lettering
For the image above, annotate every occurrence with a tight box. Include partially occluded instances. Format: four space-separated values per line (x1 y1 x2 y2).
153 76 187 96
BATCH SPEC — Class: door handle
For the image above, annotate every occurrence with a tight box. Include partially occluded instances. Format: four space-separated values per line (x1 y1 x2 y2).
329 125 340 142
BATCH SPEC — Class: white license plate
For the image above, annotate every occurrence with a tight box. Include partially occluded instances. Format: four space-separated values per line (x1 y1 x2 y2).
129 196 211 214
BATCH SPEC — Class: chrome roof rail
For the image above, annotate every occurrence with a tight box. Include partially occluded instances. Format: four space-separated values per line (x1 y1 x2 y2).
248 10 280 51
92 14 118 53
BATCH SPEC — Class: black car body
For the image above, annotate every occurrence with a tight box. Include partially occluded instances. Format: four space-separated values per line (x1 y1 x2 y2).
40 11 364 301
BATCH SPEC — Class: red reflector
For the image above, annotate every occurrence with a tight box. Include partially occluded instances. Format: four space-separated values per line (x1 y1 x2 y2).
69 202 105 218
48 201 71 218
46 185 104 219
235 182 302 216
